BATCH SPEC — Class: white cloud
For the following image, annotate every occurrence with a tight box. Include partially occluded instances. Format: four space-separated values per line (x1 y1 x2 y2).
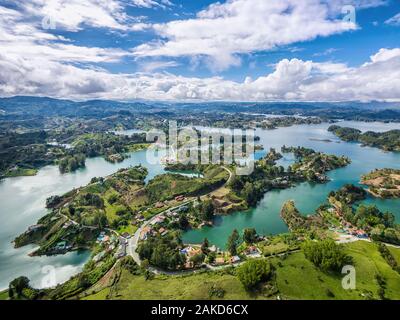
323 0 388 13
0 0 398 103
2 47 400 102
132 0 358 70
139 60 180 72
0 5 132 66
368 48 400 63
13 0 171 32
385 12 400 26
132 0 173 9
18 0 130 31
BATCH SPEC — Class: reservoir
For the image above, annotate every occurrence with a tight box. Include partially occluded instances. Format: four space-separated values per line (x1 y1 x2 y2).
1 121 400 288
0 149 165 290
182 121 400 248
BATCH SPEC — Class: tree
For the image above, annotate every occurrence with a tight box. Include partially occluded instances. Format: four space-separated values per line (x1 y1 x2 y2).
236 259 272 290
190 253 206 267
178 215 189 229
9 276 30 298
227 229 240 256
243 228 257 244
242 182 256 207
302 239 350 272
199 200 215 221
201 238 210 254
207 251 216 264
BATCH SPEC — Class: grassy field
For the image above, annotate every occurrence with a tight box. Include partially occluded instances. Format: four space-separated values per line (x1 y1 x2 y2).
5 168 38 177
388 246 400 264
274 241 400 300
83 270 255 300
0 290 8 300
82 241 400 300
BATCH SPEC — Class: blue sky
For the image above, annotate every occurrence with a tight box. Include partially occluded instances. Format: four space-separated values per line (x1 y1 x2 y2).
0 0 400 101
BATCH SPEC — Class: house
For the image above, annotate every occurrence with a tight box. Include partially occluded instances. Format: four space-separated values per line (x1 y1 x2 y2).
140 226 154 240
155 202 164 208
181 246 202 258
215 257 225 265
245 246 259 255
97 231 106 242
121 232 131 239
93 251 106 263
175 195 185 202
158 227 168 236
209 245 217 253
62 221 74 229
115 237 127 258
150 215 166 225
55 241 67 250
176 205 189 213
27 224 44 232
230 256 241 264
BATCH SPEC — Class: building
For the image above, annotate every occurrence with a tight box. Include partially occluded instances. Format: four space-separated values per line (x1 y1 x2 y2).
93 251 106 263
230 256 241 264
140 226 154 240
115 237 127 258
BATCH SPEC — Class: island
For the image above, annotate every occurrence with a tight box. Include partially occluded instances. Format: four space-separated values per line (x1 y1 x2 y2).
328 125 400 152
361 169 400 198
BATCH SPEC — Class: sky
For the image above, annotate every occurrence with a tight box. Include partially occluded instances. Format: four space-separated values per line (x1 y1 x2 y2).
0 0 400 102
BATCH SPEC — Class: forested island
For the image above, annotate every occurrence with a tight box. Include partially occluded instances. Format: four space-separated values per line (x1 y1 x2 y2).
328 125 400 152
0 131 149 178
361 169 400 198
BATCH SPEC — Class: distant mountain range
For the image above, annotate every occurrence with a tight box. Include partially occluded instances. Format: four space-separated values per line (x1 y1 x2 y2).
0 96 400 119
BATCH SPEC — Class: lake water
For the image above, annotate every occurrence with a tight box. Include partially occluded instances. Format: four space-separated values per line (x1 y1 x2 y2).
1 121 400 289
182 121 400 249
0 149 165 290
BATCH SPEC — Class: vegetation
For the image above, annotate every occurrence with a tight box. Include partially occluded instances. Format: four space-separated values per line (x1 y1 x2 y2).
346 205 400 245
145 165 228 203
302 239 350 273
0 129 148 178
58 154 86 173
329 184 367 204
236 259 273 290
378 243 400 274
329 125 400 151
285 146 350 182
243 228 258 244
361 168 400 198
226 229 240 256
280 200 324 234
8 276 40 300
137 233 186 270
14 166 148 255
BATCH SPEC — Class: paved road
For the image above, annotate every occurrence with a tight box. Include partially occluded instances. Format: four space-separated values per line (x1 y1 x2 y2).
127 201 195 266
127 166 233 269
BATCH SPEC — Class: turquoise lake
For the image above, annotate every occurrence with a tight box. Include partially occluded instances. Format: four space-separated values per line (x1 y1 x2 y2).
182 121 400 249
0 148 166 290
0 121 399 289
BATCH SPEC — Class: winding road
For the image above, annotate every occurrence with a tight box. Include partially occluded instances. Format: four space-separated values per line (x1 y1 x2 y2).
127 166 233 270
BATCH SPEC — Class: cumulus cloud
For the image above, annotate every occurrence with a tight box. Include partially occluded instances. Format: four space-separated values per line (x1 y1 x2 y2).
133 0 358 70
0 5 132 65
385 12 400 26
2 46 400 102
12 0 170 32
16 0 130 31
0 0 398 102
132 0 173 9
139 60 180 72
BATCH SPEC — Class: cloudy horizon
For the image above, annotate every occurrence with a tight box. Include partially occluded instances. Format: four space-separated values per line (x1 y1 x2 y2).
1 0 400 102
